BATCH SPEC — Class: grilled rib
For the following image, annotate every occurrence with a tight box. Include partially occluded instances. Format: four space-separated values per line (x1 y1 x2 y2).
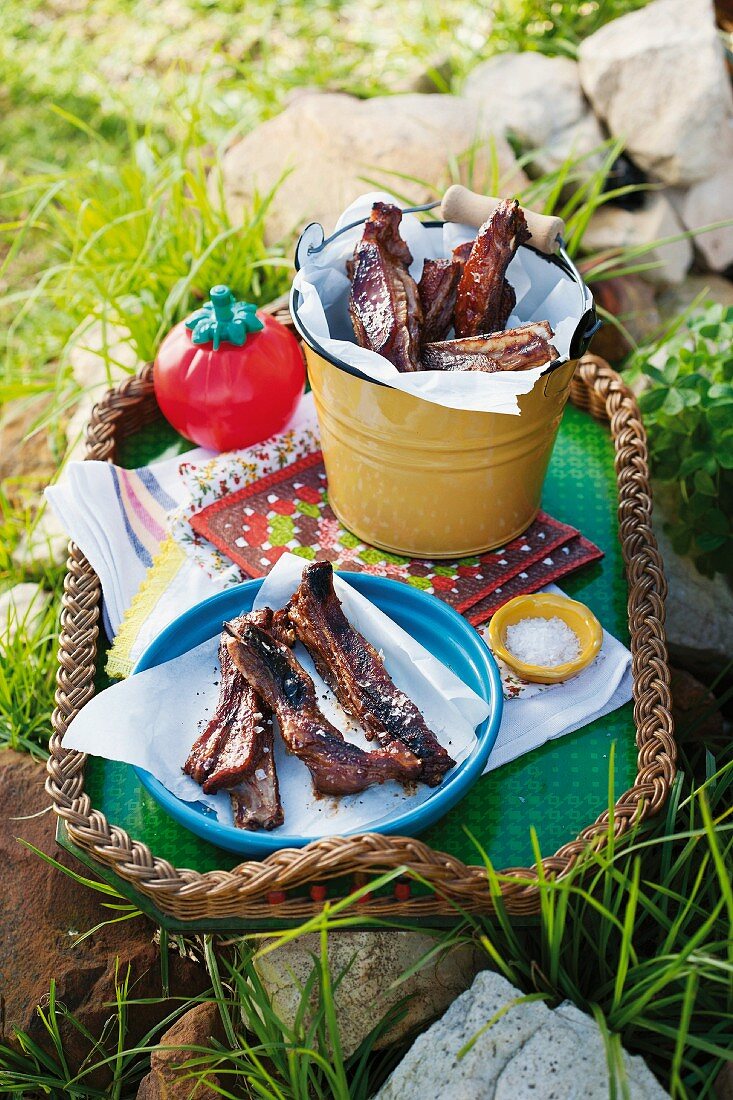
288 561 455 786
418 258 461 343
422 321 556 374
224 621 422 795
183 633 265 794
184 611 285 831
454 199 530 337
348 202 423 372
229 719 283 830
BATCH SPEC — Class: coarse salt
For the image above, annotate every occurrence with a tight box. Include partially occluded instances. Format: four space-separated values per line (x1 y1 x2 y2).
505 616 580 667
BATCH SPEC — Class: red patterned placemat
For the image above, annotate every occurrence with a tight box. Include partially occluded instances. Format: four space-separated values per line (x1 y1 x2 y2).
190 451 603 623
465 535 603 624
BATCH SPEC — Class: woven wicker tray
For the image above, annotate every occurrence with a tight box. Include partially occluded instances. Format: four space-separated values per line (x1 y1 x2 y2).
46 344 676 923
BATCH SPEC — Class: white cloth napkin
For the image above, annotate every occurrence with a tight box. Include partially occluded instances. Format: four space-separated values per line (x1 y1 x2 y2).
45 392 632 777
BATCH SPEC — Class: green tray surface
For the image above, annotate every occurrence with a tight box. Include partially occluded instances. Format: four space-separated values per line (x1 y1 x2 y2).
82 404 635 880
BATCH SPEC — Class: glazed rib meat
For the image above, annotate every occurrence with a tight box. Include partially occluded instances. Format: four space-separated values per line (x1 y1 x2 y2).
418 258 461 343
288 561 455 786
184 610 285 830
224 621 422 795
183 632 265 794
422 321 557 374
454 199 531 337
228 719 283 831
348 202 423 372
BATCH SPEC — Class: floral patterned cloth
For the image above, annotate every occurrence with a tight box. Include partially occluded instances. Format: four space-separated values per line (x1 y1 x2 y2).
181 449 603 629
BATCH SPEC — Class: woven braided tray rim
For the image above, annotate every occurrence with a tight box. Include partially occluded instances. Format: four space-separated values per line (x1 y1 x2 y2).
46 347 676 920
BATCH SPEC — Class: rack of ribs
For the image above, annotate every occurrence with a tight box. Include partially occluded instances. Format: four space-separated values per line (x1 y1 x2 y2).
453 199 531 337
288 561 456 786
422 321 557 374
348 202 423 372
224 619 422 795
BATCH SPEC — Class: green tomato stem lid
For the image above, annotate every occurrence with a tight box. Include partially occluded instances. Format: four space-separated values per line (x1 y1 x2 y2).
185 285 264 350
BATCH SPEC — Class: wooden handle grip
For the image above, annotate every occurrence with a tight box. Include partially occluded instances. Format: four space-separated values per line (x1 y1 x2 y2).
440 185 565 255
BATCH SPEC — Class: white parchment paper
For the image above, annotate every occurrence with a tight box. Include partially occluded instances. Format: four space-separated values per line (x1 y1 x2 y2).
62 554 489 836
292 191 590 415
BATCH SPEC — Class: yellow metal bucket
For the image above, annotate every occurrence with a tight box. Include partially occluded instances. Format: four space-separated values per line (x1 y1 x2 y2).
291 201 597 559
304 347 579 558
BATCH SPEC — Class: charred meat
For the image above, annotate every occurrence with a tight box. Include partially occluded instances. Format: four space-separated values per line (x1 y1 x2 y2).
418 258 461 344
183 629 265 794
453 199 530 337
288 561 455 786
184 612 285 830
224 620 422 795
229 719 283 830
348 202 423 373
422 321 557 374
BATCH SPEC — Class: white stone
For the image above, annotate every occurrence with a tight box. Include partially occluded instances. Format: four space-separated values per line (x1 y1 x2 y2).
674 164 733 272
68 316 139 392
652 499 733 670
463 53 605 175
220 92 529 244
253 930 483 1057
11 505 69 570
0 584 51 650
578 0 733 186
581 194 692 286
374 970 670 1100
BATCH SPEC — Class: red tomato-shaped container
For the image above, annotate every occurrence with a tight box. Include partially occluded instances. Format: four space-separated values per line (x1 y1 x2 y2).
154 285 305 452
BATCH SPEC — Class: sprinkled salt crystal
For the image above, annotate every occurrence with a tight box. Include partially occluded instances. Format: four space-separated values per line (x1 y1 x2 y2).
255 768 267 781
505 616 581 667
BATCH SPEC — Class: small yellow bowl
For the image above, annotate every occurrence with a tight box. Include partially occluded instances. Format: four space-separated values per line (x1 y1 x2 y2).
488 593 603 684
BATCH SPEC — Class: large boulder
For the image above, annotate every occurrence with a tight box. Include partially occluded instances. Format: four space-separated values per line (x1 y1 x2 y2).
652 506 733 678
463 53 605 175
220 91 528 243
374 970 669 1099
656 273 733 324
672 163 733 273
254 929 483 1057
581 193 692 286
136 1002 225 1099
578 0 733 186
0 749 210 1084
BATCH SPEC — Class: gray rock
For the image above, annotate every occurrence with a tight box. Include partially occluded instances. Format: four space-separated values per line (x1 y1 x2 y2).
463 52 605 175
220 91 528 244
652 499 733 676
253 930 483 1057
374 971 669 1099
581 193 692 286
0 583 50 649
672 163 733 273
578 0 733 186
11 505 69 570
656 273 733 325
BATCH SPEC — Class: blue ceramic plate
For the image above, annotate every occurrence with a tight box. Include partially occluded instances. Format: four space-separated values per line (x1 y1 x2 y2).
133 573 503 856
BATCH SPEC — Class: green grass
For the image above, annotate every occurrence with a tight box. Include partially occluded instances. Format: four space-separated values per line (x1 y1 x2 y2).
1 745 731 1098
3 2 733 1098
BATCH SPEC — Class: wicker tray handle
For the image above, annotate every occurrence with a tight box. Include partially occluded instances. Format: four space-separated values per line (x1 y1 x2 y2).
45 353 675 920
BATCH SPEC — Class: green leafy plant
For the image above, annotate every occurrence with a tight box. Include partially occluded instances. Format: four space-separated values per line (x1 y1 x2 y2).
628 304 733 578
